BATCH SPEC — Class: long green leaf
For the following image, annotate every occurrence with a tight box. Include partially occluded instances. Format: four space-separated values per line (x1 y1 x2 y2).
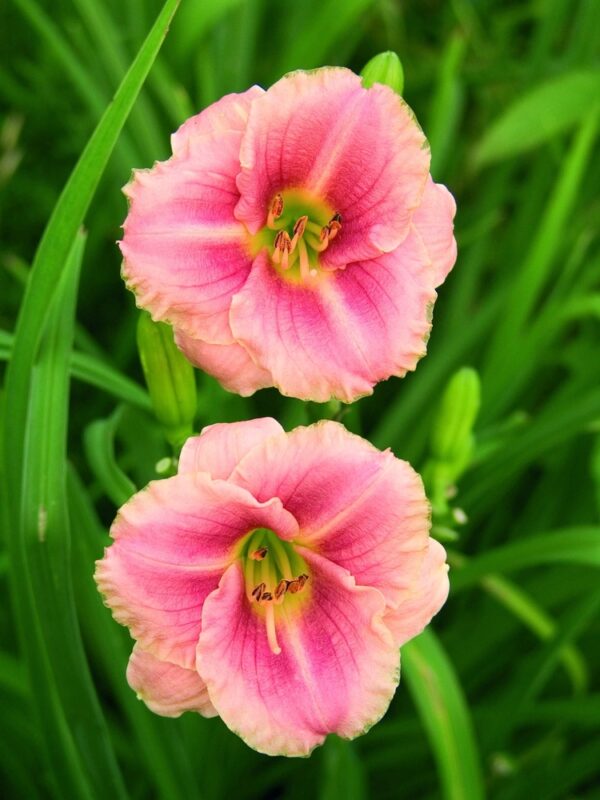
6 232 125 798
0 330 151 410
475 70 600 167
450 527 600 591
3 0 179 488
402 629 485 800
1 2 179 797
84 409 137 506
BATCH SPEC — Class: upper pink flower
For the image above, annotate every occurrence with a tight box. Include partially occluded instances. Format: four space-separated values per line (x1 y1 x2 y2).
95 419 449 756
120 68 456 402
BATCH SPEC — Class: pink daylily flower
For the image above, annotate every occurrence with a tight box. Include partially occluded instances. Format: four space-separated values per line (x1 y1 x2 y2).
95 419 449 756
121 68 456 402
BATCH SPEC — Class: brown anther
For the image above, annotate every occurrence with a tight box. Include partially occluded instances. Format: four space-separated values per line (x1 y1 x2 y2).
327 220 342 241
297 574 309 590
251 582 266 601
331 213 342 224
287 574 309 594
287 574 308 594
261 591 273 602
271 193 284 219
274 229 292 253
267 194 284 228
293 215 308 238
250 547 268 561
274 579 289 600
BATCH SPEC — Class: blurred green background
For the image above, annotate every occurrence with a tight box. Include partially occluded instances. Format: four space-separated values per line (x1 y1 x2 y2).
1 0 599 798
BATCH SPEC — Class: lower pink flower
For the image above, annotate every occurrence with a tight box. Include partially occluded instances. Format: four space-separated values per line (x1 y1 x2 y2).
95 419 449 756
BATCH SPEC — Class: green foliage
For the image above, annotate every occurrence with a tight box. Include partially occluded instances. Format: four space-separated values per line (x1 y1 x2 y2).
1 1 599 799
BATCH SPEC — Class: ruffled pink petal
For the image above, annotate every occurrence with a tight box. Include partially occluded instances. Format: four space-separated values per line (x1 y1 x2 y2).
197 551 399 756
127 643 217 718
120 90 260 344
95 473 298 669
171 87 264 158
412 177 457 286
384 539 449 647
230 421 431 608
229 234 438 402
229 253 376 402
174 327 272 396
330 228 439 383
178 417 284 479
235 68 430 265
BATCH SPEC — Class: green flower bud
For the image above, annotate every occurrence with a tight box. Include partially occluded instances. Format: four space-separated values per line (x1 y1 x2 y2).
430 367 481 478
136 312 197 448
360 51 404 96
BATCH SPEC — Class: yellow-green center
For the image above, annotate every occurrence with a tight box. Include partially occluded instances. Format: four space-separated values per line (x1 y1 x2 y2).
249 188 342 283
239 527 310 654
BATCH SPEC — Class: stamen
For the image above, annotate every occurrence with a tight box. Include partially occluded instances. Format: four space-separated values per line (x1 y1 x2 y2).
291 215 308 249
298 238 311 281
250 547 268 561
267 193 284 228
287 574 309 594
311 228 329 252
274 579 288 602
251 582 266 601
327 220 342 241
297 573 309 589
273 230 292 269
265 601 282 655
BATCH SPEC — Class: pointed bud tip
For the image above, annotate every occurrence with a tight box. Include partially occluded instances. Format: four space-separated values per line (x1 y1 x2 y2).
360 51 404 96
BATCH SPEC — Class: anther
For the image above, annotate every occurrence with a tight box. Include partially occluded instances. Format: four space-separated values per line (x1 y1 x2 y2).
267 193 284 228
261 591 273 601
297 574 309 590
292 215 308 239
327 220 342 241
252 582 266 601
274 579 289 601
287 574 309 594
250 547 268 561
273 230 292 269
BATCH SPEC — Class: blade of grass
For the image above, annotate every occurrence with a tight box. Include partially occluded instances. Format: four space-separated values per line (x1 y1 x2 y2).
481 107 599 420
71 0 166 161
84 409 137 506
449 559 588 692
450 527 600 590
4 232 126 798
474 70 600 168
319 738 367 800
3 0 180 503
275 0 378 74
1 330 151 410
402 629 485 800
13 0 138 169
1 2 180 796
487 586 600 751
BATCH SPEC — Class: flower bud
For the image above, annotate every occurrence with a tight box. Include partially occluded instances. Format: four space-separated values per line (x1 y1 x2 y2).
360 51 404 96
136 311 197 448
430 367 481 477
